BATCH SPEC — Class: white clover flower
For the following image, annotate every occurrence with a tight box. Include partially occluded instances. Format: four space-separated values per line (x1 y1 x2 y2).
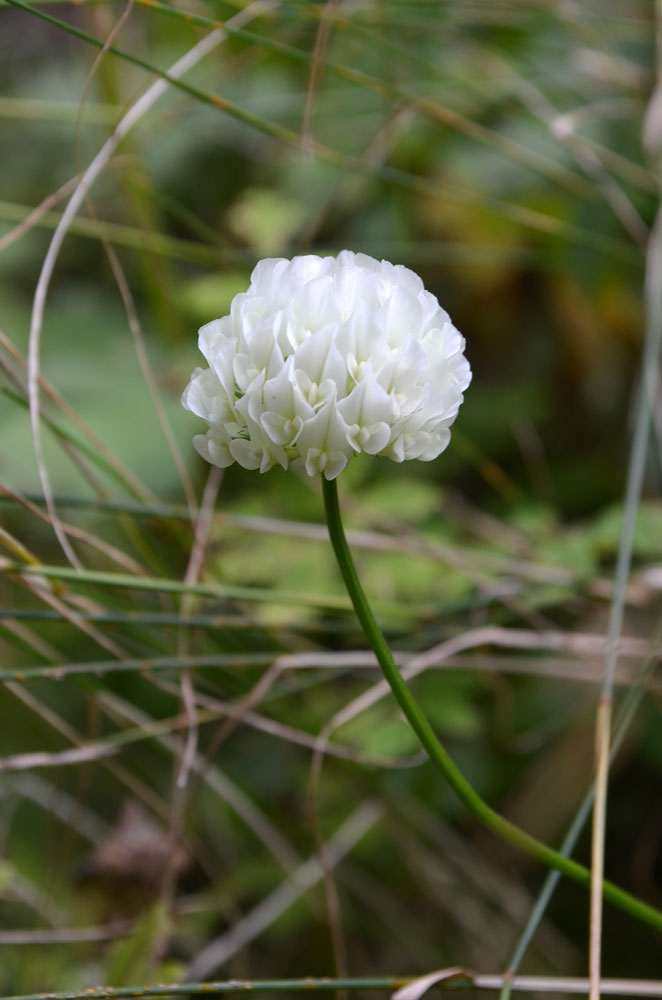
182 251 471 480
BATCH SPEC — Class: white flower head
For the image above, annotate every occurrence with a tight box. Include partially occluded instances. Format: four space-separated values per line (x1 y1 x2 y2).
182 251 471 480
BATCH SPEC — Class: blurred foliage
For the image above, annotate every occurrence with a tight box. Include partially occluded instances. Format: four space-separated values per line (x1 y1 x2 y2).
0 0 661 994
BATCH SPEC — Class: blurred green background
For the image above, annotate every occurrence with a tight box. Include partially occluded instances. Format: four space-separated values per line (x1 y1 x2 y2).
0 0 661 994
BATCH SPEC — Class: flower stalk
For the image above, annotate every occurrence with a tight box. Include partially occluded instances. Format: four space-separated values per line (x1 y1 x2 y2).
321 475 662 934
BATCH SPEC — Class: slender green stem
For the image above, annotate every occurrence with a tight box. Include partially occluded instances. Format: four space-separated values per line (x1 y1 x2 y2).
0 559 350 610
0 981 409 1000
321 476 662 934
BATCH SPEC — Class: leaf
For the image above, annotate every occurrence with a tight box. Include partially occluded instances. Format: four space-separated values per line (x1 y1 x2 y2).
105 901 171 986
393 968 473 1000
177 271 252 325
592 501 662 558
359 476 440 523
227 187 309 253
361 716 420 758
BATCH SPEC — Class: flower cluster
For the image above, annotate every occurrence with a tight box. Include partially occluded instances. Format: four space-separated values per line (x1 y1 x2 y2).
182 251 471 480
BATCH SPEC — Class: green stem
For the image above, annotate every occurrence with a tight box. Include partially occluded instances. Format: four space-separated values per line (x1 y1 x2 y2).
0 979 407 1000
321 476 662 934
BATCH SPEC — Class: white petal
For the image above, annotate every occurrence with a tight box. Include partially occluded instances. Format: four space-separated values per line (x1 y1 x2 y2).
261 411 303 446
229 438 263 471
209 337 239 401
378 284 422 348
193 432 234 469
